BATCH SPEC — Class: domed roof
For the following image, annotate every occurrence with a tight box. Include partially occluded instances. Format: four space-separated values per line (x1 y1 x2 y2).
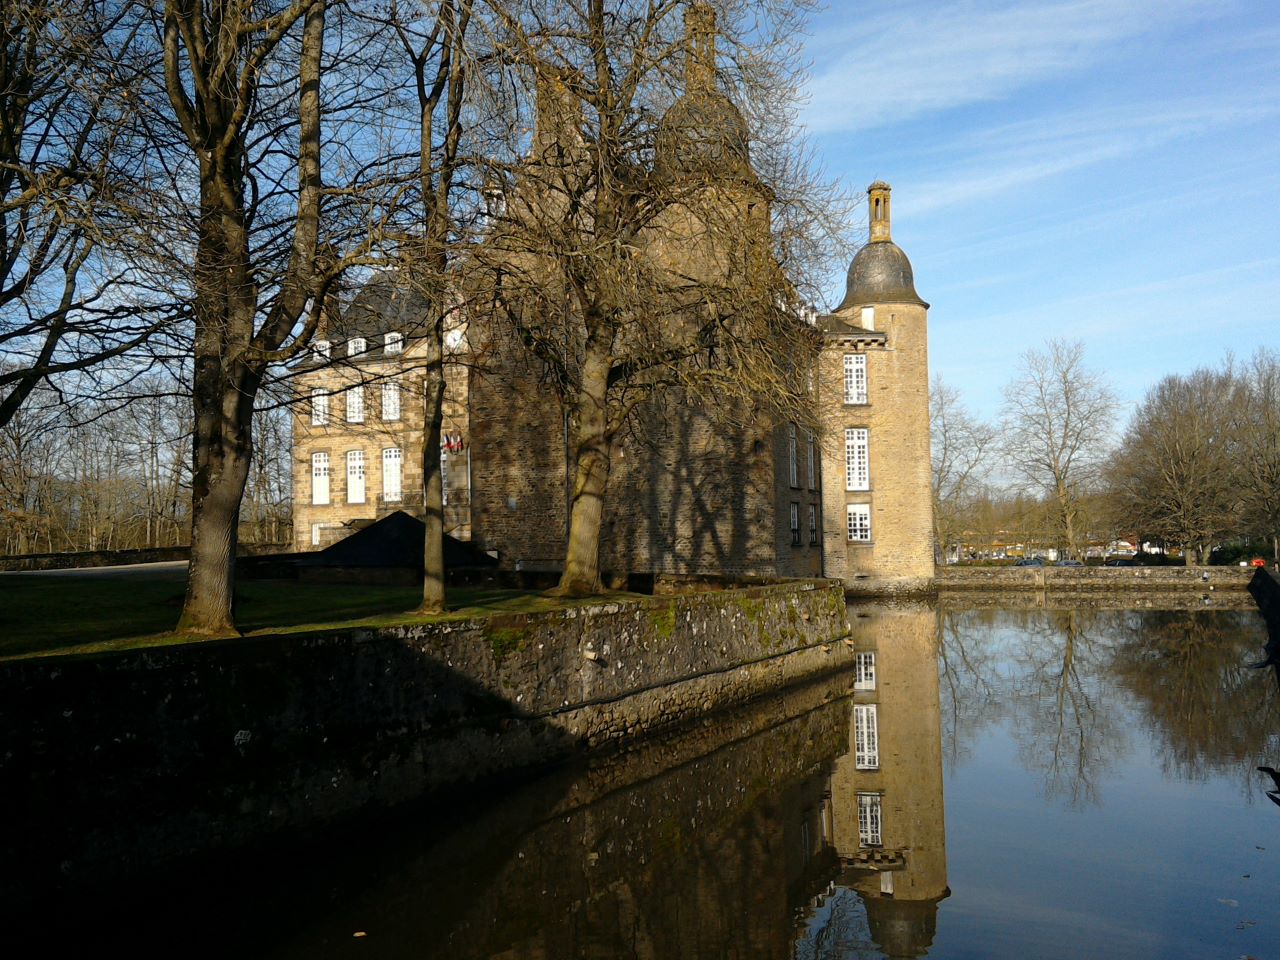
834 240 927 311
654 90 752 180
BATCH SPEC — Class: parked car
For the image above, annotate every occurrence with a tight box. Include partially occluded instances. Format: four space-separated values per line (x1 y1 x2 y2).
1056 559 1084 567
1104 558 1138 567
1013 557 1045 567
1250 557 1267 568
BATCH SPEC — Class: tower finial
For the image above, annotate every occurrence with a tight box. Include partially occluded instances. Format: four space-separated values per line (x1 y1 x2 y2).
868 180 891 242
685 3 717 93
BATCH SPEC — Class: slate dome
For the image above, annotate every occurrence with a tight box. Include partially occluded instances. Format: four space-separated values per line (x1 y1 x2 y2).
655 90 752 180
834 240 927 312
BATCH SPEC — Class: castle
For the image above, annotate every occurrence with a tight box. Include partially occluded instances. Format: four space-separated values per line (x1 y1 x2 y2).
289 10 934 594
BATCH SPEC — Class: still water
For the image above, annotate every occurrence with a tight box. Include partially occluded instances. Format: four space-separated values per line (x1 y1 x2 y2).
57 601 1280 957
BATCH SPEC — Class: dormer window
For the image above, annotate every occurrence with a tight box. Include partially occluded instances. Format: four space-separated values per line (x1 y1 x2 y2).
348 337 366 357
314 339 330 360
861 306 875 330
384 332 403 355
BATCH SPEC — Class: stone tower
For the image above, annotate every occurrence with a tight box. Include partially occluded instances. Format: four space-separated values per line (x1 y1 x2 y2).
816 181 934 594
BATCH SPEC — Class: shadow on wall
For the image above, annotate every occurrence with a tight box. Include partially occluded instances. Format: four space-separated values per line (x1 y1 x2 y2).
0 631 578 921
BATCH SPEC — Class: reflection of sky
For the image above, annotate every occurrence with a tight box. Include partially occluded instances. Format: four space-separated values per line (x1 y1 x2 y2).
795 887 884 960
933 609 1277 959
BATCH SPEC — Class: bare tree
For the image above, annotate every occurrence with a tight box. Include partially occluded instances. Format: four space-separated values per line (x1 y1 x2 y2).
161 0 340 634
1108 367 1240 564
930 374 996 562
1235 349 1280 563
474 0 825 596
1000 339 1118 560
1 1 176 428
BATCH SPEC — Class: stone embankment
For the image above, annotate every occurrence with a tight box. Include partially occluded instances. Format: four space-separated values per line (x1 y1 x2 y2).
0 578 851 905
937 565 1254 591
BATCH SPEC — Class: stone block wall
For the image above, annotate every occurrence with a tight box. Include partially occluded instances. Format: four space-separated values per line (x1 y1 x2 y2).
936 565 1255 590
0 578 850 905
818 303 934 590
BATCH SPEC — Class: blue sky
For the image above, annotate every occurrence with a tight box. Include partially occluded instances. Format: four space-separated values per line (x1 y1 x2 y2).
798 0 1280 423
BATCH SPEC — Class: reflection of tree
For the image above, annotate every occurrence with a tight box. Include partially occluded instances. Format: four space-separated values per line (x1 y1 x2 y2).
937 609 1004 769
1109 610 1279 783
1006 609 1127 806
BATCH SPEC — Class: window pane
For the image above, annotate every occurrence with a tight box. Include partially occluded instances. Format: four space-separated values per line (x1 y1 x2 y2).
845 428 869 491
843 354 867 404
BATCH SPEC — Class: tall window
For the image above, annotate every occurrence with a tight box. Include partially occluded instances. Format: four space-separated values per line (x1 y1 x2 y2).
847 503 872 542
845 428 869 491
314 339 330 360
346 450 366 503
808 504 818 545
788 423 799 487
384 332 403 355
348 337 366 357
346 385 364 422
860 306 875 331
844 354 868 404
382 380 400 421
854 704 879 769
790 502 801 545
311 452 330 505
806 432 817 490
440 450 449 507
310 388 328 426
857 793 883 847
382 447 402 501
854 651 876 690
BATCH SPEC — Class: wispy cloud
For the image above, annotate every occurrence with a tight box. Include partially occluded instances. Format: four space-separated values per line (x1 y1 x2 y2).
800 0 1232 134
906 95 1280 215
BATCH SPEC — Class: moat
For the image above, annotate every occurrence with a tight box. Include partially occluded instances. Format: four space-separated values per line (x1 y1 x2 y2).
30 599 1280 958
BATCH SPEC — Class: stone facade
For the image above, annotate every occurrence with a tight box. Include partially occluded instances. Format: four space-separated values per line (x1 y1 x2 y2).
289 277 472 553
287 25 930 590
817 183 935 593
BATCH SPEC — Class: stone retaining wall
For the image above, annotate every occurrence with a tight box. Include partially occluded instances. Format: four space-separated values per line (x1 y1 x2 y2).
0 542 287 572
0 578 850 905
936 565 1254 591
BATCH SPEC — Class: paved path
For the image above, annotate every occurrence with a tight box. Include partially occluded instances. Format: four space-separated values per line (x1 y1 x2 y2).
0 561 189 581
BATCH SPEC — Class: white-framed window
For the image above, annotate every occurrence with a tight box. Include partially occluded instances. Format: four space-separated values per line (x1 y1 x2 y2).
845 428 869 491
348 337 366 357
857 792 883 847
854 651 876 691
844 354 868 404
790 502 801 545
860 306 875 331
382 380 400 421
847 503 872 542
310 388 328 426
854 704 879 769
382 447 402 502
806 432 817 490
384 332 403 355
311 452 330 505
808 504 818 545
440 450 449 507
346 385 364 423
311 522 323 546
314 339 330 360
788 423 799 487
346 449 366 503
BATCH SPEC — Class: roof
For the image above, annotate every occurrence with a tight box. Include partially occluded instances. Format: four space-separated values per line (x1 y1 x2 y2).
654 90 753 181
834 240 928 311
333 272 431 342
296 511 498 570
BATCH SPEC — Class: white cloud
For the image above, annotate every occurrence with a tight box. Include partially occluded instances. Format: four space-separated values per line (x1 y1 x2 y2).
905 96 1280 215
801 0 1232 134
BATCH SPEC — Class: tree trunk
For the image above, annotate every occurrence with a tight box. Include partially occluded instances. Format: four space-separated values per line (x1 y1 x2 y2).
419 366 447 614
551 348 611 597
179 446 251 635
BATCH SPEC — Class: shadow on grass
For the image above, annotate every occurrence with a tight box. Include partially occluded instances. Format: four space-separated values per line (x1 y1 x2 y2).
0 573 639 660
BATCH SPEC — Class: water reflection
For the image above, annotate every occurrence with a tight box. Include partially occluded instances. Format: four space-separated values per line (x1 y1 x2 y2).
249 606 952 959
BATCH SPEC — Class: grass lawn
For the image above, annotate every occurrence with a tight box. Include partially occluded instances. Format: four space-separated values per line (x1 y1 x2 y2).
0 569 631 661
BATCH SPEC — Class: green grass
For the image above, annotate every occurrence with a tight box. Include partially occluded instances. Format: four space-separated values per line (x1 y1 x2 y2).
0 572 641 661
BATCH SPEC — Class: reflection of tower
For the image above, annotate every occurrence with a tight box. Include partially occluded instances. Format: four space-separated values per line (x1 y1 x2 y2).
825 603 949 957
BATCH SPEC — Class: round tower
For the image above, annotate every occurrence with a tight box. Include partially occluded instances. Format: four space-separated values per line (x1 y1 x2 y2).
820 182 935 594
